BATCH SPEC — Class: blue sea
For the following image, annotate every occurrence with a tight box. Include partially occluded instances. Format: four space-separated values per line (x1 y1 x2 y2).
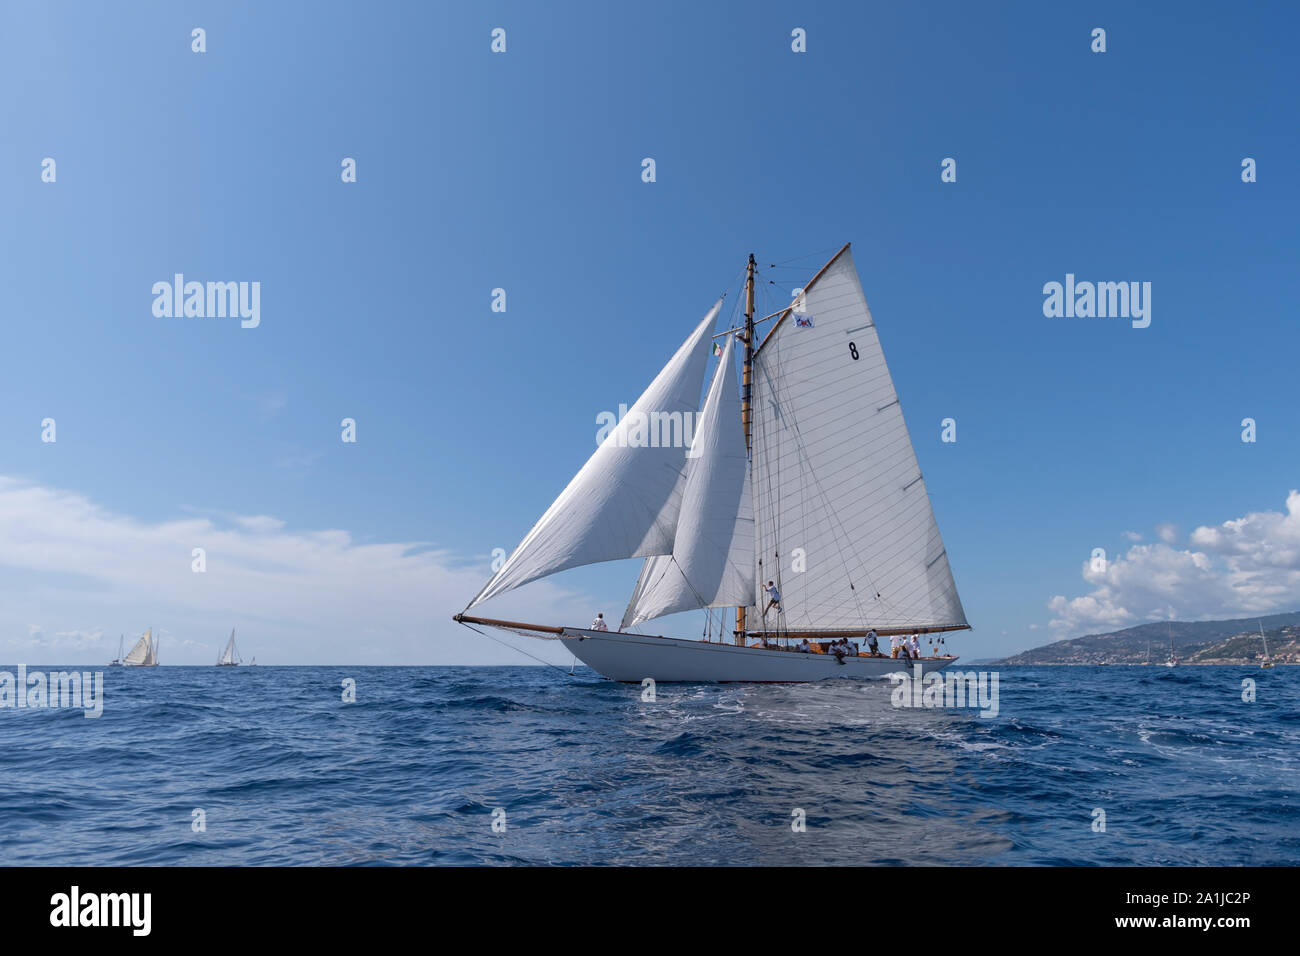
1 665 1296 865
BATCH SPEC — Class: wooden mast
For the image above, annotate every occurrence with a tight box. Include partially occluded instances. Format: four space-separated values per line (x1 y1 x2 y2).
735 253 756 645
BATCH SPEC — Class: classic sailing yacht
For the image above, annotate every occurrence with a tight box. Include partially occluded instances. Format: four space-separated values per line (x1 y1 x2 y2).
109 634 124 666
123 627 159 667
217 628 242 666
455 245 971 681
1164 624 1177 667
1259 621 1274 669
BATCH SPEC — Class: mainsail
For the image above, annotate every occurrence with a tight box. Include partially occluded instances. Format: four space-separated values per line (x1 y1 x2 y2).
621 334 754 627
749 246 967 632
124 628 152 665
218 628 239 665
467 303 720 609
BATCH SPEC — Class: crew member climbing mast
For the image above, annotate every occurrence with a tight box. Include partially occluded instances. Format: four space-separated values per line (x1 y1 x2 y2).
735 253 756 646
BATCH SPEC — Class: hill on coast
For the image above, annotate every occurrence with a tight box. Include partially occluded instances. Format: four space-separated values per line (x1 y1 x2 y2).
995 611 1300 665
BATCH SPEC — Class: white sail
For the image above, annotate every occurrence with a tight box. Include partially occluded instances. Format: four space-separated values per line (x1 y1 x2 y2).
124 628 152 665
145 632 159 666
468 303 721 609
622 335 754 628
749 247 966 631
219 629 237 665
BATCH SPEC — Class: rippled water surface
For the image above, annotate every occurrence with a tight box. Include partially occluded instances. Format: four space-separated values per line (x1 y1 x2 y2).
1 665 1296 864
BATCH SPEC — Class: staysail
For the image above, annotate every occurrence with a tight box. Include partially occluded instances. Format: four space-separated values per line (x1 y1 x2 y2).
467 303 720 609
621 334 754 627
124 628 152 665
749 247 967 632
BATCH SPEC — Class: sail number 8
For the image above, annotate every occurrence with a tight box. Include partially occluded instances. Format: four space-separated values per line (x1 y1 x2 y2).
848 342 859 360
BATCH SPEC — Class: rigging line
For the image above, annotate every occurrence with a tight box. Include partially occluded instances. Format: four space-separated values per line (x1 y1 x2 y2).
767 335 879 626
758 337 788 642
632 555 711 629
756 349 787 641
756 341 783 625
728 282 745 326
768 348 874 618
772 348 795 641
714 259 750 307
755 268 784 312
456 620 585 681
766 247 844 269
670 554 713 614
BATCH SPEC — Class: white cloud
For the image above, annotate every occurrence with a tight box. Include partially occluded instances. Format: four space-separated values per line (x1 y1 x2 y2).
233 515 286 533
1121 530 1143 542
23 625 106 651
1048 491 1300 635
1155 522 1178 543
0 476 588 665
1189 489 1300 569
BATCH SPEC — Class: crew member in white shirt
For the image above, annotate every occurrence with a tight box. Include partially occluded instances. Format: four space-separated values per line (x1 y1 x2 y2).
762 581 781 619
590 613 608 631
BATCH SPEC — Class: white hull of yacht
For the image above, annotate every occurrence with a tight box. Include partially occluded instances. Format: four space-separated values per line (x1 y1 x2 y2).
561 627 960 683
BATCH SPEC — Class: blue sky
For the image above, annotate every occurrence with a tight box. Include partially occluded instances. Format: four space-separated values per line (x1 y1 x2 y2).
2 0 1297 664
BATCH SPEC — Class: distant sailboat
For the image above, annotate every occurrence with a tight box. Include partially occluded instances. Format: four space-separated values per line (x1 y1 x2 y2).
1141 641 1151 666
216 628 242 666
1259 620 1274 669
455 245 971 681
109 634 124 666
123 628 159 667
1164 624 1177 668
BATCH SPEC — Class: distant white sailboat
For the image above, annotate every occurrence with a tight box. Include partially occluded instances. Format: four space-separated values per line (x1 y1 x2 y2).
216 628 242 666
456 245 970 681
109 634 124 666
1140 641 1151 666
1259 620 1274 669
123 628 159 667
1164 624 1177 668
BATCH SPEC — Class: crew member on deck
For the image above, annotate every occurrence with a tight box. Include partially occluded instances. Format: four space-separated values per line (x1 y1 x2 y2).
590 613 608 631
910 633 921 658
866 630 880 656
